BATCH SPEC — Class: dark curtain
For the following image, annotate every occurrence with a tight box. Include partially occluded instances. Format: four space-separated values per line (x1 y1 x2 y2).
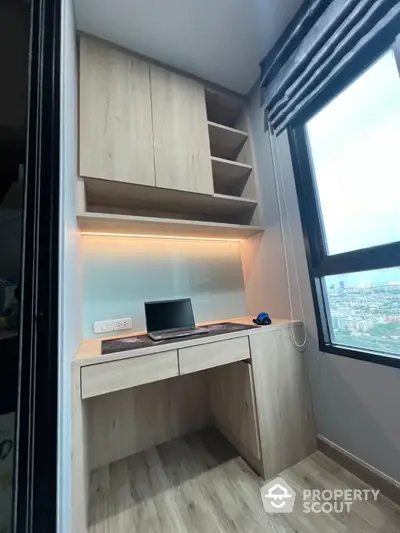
260 0 400 134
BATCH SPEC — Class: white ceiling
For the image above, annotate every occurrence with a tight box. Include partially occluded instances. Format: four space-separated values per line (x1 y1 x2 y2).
74 0 302 95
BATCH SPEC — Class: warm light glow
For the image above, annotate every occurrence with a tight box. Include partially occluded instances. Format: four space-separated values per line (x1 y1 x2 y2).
81 232 243 242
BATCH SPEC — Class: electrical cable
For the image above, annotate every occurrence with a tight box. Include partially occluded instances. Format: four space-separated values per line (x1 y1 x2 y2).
267 122 307 350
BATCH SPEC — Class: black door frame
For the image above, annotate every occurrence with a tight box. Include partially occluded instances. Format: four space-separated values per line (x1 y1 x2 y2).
14 0 61 531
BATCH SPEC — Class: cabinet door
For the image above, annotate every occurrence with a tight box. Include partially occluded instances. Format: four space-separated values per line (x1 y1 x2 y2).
250 327 317 479
79 36 155 187
208 361 261 460
150 66 213 194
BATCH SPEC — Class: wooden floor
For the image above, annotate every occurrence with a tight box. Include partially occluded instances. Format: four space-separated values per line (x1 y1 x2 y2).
89 428 400 533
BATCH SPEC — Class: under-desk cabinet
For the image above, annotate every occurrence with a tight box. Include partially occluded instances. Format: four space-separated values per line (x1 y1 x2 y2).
71 324 316 532
208 360 262 463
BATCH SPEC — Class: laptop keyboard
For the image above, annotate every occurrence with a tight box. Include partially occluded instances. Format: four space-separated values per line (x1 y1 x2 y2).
102 322 259 354
150 328 208 340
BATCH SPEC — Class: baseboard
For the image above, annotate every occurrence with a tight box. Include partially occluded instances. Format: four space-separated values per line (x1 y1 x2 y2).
317 436 400 506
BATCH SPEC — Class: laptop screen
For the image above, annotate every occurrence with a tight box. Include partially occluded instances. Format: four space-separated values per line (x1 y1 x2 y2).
144 298 196 333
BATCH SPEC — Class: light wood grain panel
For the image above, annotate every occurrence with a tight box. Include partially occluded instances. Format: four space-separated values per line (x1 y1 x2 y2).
81 350 179 399
79 36 155 187
233 111 253 166
208 121 248 160
208 361 261 460
250 326 317 479
179 336 250 375
89 429 400 533
71 363 89 532
75 318 300 365
78 211 263 239
150 65 213 194
89 429 274 533
233 110 262 226
76 177 87 215
213 419 265 478
84 177 257 220
87 372 212 470
205 88 245 127
211 157 252 195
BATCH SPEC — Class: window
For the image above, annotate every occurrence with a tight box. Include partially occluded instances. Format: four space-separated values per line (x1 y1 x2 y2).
307 51 400 256
325 268 400 357
289 40 400 368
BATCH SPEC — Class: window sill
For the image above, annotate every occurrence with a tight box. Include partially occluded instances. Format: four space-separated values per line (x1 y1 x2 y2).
318 342 400 370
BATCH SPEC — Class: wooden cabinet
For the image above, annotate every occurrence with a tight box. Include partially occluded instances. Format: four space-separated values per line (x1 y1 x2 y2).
150 65 214 194
79 36 155 187
77 37 262 238
208 361 261 461
249 327 317 478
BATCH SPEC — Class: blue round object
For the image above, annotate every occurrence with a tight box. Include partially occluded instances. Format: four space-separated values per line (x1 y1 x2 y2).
253 312 272 326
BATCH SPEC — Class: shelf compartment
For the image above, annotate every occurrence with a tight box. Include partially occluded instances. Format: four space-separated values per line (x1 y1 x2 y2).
78 212 264 240
211 156 253 196
205 89 245 128
84 177 257 221
208 121 248 160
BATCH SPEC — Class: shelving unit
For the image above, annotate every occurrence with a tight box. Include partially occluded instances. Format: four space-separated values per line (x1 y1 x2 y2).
85 177 257 220
78 212 264 240
76 42 263 240
211 157 252 194
205 88 245 127
208 121 248 160
205 88 258 211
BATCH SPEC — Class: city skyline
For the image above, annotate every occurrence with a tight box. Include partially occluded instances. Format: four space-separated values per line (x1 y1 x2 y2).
326 275 400 357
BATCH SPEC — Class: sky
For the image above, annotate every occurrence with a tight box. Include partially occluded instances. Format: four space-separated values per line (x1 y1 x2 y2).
306 49 400 267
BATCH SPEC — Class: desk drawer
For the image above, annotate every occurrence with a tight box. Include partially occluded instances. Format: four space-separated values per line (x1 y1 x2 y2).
81 350 179 399
178 336 250 375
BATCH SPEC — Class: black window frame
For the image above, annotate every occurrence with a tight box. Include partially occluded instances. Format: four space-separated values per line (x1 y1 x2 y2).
287 30 400 370
13 0 61 531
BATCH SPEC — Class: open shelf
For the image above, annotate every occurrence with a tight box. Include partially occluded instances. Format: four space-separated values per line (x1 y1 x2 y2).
211 156 253 194
84 177 257 221
208 121 248 160
78 212 264 240
205 88 245 128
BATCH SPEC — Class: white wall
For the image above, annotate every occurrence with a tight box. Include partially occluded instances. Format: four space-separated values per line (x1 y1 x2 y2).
75 0 302 94
82 235 246 338
248 84 400 483
58 1 81 532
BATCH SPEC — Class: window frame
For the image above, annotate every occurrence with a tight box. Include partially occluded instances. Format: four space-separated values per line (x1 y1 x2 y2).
287 37 400 370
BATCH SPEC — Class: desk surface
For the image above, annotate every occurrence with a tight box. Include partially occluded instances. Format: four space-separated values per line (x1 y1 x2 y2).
75 317 302 367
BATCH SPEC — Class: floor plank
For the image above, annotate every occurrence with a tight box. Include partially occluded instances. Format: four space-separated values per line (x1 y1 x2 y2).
89 428 400 533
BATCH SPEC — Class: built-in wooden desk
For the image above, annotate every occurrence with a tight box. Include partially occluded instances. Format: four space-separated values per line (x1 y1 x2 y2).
71 317 316 533
75 317 295 364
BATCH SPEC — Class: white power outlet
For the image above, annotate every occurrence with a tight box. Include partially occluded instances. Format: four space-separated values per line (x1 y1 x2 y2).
93 320 115 334
113 317 133 331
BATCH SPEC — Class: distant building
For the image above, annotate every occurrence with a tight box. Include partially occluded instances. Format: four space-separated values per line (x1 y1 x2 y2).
356 320 374 333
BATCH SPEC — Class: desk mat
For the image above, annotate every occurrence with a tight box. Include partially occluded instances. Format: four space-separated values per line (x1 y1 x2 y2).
101 322 259 355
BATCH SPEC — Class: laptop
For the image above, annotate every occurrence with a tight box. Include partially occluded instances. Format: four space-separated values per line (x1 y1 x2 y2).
145 298 209 341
